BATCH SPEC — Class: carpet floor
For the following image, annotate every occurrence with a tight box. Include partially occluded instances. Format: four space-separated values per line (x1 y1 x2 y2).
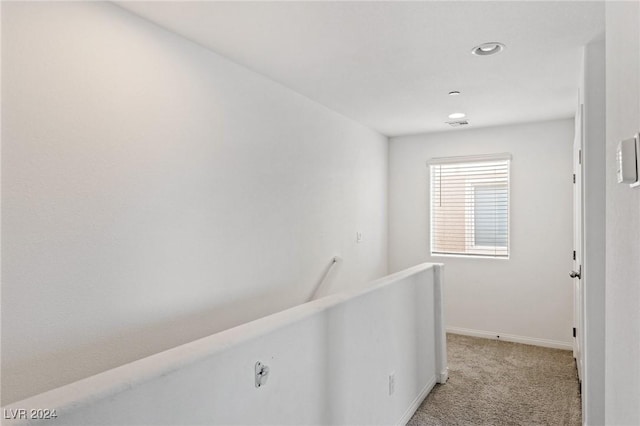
408 334 581 426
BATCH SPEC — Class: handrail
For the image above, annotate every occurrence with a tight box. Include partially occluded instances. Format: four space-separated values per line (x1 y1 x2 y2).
307 256 341 302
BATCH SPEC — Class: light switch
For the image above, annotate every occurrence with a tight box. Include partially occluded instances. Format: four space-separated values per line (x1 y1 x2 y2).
616 134 639 187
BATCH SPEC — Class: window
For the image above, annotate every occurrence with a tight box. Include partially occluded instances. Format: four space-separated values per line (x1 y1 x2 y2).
429 154 510 258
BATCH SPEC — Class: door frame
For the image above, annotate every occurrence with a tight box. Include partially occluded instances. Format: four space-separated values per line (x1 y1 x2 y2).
580 40 606 426
573 101 584 382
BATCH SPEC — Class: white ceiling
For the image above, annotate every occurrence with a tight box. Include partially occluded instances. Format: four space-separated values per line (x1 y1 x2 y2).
116 1 604 137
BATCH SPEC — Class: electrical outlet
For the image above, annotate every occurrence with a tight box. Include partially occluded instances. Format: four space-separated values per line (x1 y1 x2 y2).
389 372 395 395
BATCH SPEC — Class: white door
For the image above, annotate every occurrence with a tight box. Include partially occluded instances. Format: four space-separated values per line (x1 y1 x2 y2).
572 102 584 382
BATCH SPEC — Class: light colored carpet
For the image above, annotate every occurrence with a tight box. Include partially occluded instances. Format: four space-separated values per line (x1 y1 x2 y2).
408 334 581 426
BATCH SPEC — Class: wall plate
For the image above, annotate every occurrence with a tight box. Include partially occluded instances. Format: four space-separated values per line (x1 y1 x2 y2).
617 134 639 186
631 133 640 188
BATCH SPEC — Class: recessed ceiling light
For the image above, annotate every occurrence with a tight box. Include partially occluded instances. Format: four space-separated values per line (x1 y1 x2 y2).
448 91 461 96
448 112 466 119
471 42 505 56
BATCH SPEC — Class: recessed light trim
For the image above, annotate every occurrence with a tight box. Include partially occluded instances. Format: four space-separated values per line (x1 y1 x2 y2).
446 120 470 127
448 112 466 119
448 91 461 96
471 42 505 56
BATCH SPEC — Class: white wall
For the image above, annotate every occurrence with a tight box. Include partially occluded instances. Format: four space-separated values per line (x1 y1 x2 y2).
579 39 606 426
389 119 574 347
3 264 445 426
1 2 388 405
605 2 640 425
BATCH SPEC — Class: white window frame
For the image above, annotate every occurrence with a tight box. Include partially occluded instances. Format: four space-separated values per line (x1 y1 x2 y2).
428 153 511 260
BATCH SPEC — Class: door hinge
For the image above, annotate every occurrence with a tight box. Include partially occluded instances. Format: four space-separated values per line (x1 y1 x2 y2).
579 149 582 165
573 250 576 260
573 174 576 184
573 327 576 338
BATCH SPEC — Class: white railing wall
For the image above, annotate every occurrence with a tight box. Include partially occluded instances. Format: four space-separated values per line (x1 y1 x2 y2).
2 263 447 426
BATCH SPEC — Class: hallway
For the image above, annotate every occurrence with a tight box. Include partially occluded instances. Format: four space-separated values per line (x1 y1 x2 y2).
2 1 639 424
409 334 581 425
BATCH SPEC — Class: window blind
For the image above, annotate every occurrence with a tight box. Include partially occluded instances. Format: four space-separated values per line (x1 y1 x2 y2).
430 156 510 258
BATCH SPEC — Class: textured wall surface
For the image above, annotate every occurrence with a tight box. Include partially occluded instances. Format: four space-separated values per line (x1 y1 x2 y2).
1 2 388 404
389 119 574 347
605 2 640 425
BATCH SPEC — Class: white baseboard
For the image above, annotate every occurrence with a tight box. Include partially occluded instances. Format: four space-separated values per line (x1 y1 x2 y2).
397 376 436 426
447 326 573 350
